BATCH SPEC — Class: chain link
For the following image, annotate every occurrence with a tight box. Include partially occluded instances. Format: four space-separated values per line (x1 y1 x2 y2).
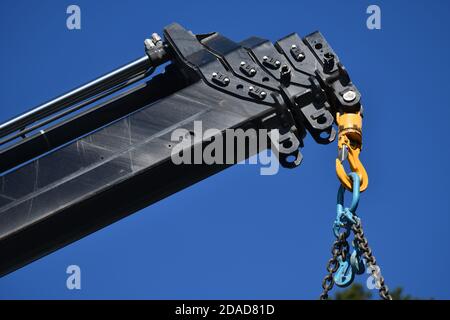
320 232 349 300
320 217 392 300
352 219 392 300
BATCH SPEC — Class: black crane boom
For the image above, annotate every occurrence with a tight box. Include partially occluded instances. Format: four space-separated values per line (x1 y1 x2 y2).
0 23 362 277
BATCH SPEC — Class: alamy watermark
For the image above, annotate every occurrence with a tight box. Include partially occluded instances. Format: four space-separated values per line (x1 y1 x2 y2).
169 121 300 176
366 264 383 290
66 5 81 30
66 265 81 290
65 4 380 31
366 5 381 30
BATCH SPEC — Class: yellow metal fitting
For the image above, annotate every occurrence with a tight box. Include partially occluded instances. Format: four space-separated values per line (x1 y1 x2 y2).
335 112 368 192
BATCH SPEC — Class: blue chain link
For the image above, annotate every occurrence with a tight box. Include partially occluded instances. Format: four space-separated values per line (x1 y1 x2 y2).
332 172 366 287
333 172 360 237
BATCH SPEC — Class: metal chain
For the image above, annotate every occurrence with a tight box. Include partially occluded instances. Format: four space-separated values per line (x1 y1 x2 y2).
352 219 392 300
320 232 349 300
320 217 392 300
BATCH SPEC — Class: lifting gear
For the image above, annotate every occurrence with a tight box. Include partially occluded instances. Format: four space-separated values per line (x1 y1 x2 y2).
321 128 392 299
318 66 391 298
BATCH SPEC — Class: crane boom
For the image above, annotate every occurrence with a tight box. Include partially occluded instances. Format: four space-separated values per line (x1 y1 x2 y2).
0 23 362 277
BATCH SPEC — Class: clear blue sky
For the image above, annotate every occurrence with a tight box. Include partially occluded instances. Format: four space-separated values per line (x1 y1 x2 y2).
0 0 449 299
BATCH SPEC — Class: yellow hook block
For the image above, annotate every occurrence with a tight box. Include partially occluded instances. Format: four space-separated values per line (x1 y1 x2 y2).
335 112 369 192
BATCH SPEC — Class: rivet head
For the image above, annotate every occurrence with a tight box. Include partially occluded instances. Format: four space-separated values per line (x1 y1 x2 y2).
240 61 246 66
224 77 230 84
263 56 268 61
291 44 297 49
212 72 218 77
343 90 357 102
281 65 290 74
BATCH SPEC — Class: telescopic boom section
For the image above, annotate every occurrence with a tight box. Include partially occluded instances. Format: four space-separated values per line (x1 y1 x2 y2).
0 55 152 139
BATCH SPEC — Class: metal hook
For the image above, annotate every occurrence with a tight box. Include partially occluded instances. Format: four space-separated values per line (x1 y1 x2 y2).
334 255 355 288
335 112 369 192
350 241 366 275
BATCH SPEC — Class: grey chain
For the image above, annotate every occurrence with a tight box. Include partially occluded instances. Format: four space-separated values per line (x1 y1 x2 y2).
352 219 392 300
320 232 349 300
320 218 392 300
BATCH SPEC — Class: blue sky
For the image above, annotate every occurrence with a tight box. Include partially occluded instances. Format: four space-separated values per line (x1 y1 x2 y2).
0 0 449 299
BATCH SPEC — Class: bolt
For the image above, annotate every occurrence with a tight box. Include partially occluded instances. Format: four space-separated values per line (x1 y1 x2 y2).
343 90 357 102
297 53 305 61
249 86 254 91
212 72 218 78
151 33 162 44
323 52 335 73
224 77 230 84
263 56 268 61
291 44 297 49
261 91 267 97
240 61 246 66
249 68 256 75
280 65 291 84
144 39 155 50
275 60 281 67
